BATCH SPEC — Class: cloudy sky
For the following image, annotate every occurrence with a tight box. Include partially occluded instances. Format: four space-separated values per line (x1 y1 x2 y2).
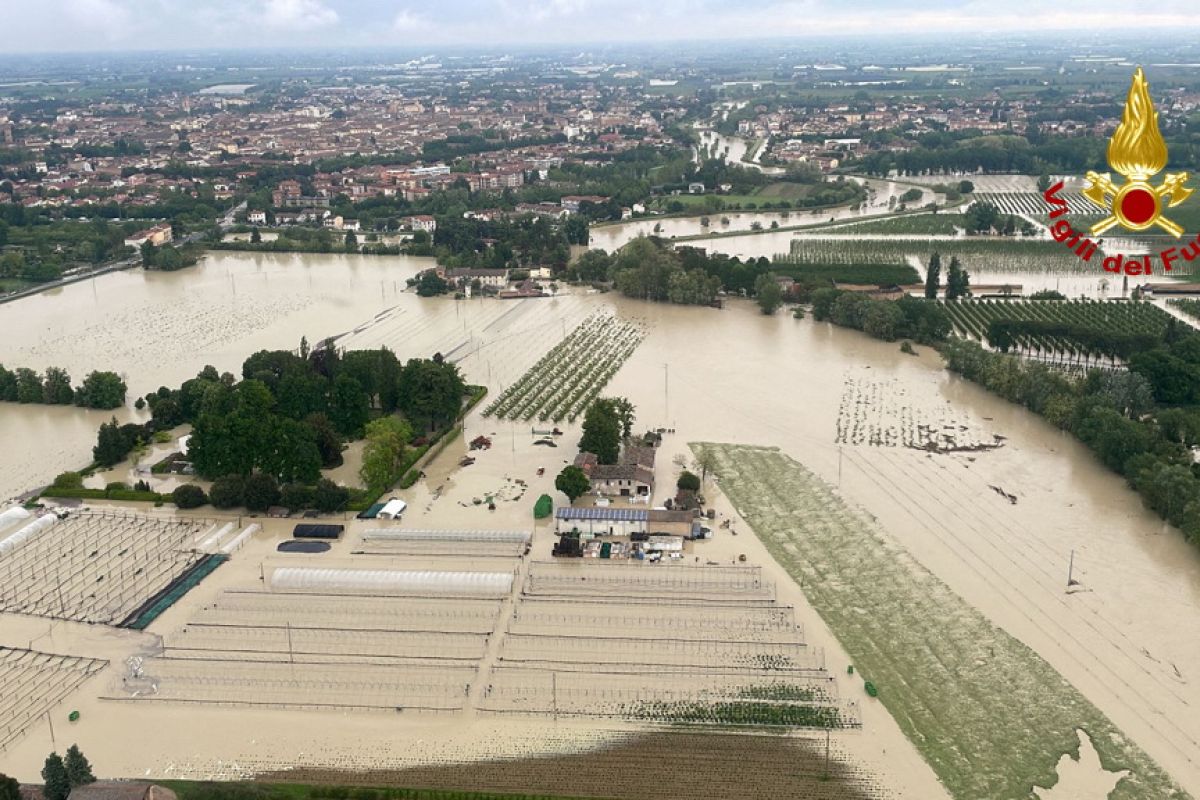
4 0 1200 52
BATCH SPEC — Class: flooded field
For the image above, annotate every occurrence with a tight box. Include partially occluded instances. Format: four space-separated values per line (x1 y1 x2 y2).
1 252 1200 798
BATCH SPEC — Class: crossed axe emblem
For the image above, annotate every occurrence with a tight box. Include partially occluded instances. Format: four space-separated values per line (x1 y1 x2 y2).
1083 170 1193 237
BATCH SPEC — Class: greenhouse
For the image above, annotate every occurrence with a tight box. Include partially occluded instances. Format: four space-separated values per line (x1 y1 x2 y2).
0 506 32 533
270 567 515 597
0 513 56 556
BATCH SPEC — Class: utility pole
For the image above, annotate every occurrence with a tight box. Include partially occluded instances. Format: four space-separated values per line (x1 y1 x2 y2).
664 363 669 425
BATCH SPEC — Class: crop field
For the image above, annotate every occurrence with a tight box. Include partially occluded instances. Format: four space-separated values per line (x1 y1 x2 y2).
0 511 217 625
690 442 1187 800
1168 299 1200 323
769 259 920 286
819 213 968 236
785 237 1107 273
483 311 645 422
835 372 1002 452
975 191 1095 217
0 647 107 751
261 730 887 800
942 299 1171 357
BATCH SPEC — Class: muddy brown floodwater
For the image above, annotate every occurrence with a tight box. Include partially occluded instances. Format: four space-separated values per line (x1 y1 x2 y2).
1 251 1199 799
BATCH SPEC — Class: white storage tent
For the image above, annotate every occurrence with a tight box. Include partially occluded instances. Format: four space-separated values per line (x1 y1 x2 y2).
378 499 407 519
270 567 513 597
0 514 57 556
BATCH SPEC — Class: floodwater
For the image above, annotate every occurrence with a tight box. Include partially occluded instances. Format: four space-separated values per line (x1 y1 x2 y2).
1 253 1200 797
589 178 938 252
0 251 435 502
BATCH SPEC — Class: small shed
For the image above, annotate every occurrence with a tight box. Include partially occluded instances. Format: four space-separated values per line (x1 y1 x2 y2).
378 498 408 519
293 524 344 540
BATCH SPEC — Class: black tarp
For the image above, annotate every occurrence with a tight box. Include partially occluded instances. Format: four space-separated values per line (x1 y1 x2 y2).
293 524 344 539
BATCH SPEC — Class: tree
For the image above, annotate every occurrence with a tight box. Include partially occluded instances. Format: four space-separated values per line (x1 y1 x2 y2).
579 401 621 464
397 359 465 433
754 273 783 315
15 367 43 403
345 230 358 250
694 448 718 482
1 772 20 800
42 753 70 800
416 270 449 297
250 227 262 244
77 371 127 409
305 412 344 468
313 477 350 513
281 483 315 510
94 417 132 466
172 484 208 509
924 252 941 299
64 745 95 787
208 475 246 509
677 471 701 492
329 374 370 437
555 465 591 503
607 397 636 440
43 367 74 404
359 416 414 493
243 472 281 512
945 256 970 300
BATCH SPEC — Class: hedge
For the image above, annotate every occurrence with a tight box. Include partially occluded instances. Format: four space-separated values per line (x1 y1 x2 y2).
40 487 167 503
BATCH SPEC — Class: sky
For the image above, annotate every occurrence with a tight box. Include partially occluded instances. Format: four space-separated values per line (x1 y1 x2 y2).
2 0 1200 52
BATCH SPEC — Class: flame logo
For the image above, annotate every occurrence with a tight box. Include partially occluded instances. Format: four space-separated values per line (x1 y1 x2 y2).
1108 67 1168 180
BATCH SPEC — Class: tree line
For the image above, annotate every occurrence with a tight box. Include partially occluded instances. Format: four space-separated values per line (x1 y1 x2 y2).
0 364 127 409
93 344 467 511
811 290 952 344
943 336 1200 544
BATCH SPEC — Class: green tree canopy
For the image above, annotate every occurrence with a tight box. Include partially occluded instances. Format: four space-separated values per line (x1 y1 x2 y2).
64 744 95 787
555 465 591 503
42 753 70 800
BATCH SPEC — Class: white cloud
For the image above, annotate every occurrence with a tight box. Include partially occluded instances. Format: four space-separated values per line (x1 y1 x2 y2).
261 0 339 30
392 8 431 32
64 0 134 40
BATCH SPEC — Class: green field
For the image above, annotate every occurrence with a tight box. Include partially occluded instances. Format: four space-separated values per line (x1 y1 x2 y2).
770 261 919 286
691 442 1188 800
827 213 967 235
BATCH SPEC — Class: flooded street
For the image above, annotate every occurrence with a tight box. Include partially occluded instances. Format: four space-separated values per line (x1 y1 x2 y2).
1 252 1199 796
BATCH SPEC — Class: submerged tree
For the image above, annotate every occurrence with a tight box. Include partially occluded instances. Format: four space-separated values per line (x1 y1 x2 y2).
42 753 69 800
64 744 95 787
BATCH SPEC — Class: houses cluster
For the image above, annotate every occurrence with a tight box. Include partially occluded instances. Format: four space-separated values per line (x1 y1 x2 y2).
0 64 681 213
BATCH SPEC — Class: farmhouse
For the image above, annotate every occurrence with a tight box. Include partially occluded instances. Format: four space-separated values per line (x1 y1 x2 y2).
123 223 173 248
573 445 656 498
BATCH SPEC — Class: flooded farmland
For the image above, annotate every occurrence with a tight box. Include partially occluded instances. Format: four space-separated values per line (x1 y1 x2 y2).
2 250 1200 798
